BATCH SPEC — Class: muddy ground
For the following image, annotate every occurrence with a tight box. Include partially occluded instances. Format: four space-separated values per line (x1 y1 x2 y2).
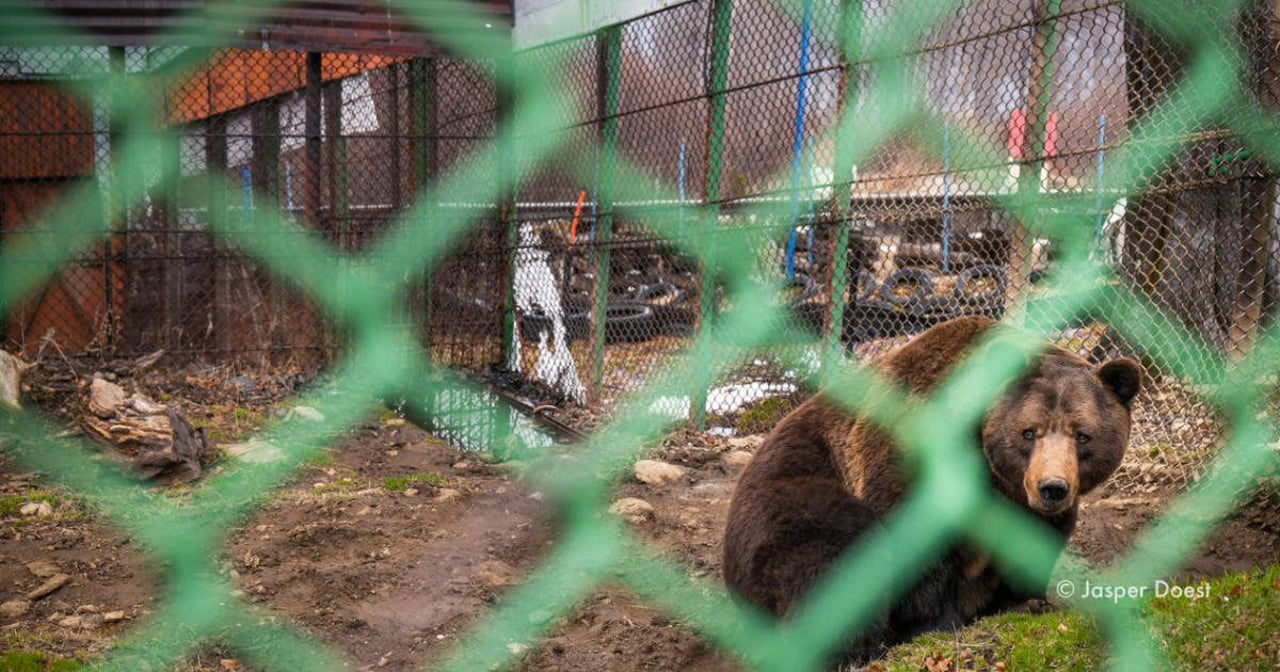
2 370 1280 671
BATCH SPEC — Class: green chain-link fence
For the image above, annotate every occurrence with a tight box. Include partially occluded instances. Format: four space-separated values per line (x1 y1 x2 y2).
2 0 1279 670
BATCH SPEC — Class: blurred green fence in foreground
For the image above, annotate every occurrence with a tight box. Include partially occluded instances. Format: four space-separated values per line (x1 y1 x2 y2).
2 0 1280 670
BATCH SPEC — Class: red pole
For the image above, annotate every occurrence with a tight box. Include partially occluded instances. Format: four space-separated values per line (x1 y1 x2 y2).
569 190 587 246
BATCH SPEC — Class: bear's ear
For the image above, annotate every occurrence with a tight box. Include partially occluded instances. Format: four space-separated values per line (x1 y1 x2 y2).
1097 357 1142 406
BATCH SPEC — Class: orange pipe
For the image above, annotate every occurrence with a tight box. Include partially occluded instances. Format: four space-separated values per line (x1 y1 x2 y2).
569 190 587 246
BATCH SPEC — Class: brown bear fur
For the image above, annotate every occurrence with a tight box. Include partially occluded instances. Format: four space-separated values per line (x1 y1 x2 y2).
722 316 1141 663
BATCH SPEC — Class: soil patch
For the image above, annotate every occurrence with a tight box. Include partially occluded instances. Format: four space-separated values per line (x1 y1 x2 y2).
2 415 1278 670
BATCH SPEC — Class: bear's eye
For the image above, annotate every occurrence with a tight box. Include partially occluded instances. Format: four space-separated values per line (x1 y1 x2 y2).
1021 429 1036 441
1076 432 1091 445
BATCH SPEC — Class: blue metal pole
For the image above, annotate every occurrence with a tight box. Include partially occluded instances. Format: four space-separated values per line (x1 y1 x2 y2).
285 163 295 222
785 0 816 279
942 123 952 273
241 164 253 227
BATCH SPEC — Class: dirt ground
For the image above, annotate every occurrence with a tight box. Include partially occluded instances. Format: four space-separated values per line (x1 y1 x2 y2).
2 369 1280 671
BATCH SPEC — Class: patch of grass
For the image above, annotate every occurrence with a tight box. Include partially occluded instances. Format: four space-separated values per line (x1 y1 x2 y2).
870 610 1103 672
735 396 796 434
25 489 61 506
872 564 1280 671
313 478 359 493
1148 564 1280 668
0 494 24 517
201 404 270 444
0 650 83 671
382 472 447 492
303 450 336 467
0 488 79 521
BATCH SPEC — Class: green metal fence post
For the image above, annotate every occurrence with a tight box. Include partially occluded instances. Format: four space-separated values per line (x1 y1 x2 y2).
499 50 520 371
162 93 181 352
590 25 623 403
823 0 864 378
323 69 350 353
1009 0 1062 309
411 57 437 366
106 45 125 352
692 0 734 429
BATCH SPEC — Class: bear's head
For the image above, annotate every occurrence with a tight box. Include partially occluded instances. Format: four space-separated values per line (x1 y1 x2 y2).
981 351 1142 518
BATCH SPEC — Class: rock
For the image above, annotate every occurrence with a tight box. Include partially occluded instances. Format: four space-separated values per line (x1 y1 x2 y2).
130 394 168 415
528 609 553 625
0 599 30 620
79 613 104 629
224 376 257 394
0 350 30 411
223 439 285 464
608 498 655 524
26 560 61 578
435 488 462 503
691 481 734 495
89 378 127 418
58 615 82 628
290 406 325 422
728 436 764 450
475 560 518 588
634 459 686 485
19 501 53 517
723 450 754 469
403 488 419 497
25 573 71 601
103 610 127 623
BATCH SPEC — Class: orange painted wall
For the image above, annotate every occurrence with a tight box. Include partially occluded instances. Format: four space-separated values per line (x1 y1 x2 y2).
0 82 94 180
1 181 123 356
169 49 408 123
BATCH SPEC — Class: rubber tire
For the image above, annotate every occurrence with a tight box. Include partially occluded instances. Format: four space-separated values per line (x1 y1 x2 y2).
603 302 657 343
955 264 1008 304
635 281 688 308
880 267 936 308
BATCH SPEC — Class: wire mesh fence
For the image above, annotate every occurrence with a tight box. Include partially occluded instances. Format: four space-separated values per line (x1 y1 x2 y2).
0 44 506 372
1 0 1279 670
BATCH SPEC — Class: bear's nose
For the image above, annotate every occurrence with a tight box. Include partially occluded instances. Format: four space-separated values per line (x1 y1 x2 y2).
1038 478 1071 505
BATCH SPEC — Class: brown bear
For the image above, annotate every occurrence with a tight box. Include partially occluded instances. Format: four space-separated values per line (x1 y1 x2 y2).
722 315 1141 663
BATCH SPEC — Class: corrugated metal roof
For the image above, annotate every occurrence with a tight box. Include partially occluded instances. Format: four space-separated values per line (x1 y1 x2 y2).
21 0 511 56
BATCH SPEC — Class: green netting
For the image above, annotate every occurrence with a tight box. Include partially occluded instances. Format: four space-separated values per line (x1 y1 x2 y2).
1 0 1279 671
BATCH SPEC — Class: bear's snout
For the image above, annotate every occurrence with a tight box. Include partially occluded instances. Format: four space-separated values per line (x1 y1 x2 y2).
1037 478 1071 507
1023 433 1079 515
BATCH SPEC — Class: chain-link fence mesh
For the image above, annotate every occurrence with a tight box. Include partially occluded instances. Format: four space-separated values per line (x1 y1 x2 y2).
496 0 1280 502
2 0 1280 669
1 44 506 372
